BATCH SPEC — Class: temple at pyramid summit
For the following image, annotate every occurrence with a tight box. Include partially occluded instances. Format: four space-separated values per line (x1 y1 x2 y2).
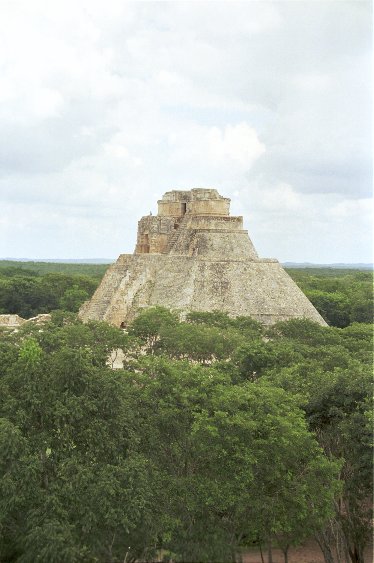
79 188 326 326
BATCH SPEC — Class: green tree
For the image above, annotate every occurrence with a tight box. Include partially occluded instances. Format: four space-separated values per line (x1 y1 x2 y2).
262 350 372 562
306 290 351 327
59 288 90 312
0 270 99 318
128 306 179 351
131 357 340 562
0 307 370 562
18 337 43 368
157 322 243 363
307 367 373 563
0 324 154 562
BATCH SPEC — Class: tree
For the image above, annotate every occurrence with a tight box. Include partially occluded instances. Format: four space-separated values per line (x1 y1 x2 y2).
0 323 155 562
0 270 99 318
0 307 369 562
128 306 179 351
306 290 351 328
307 366 373 563
59 288 90 312
263 358 372 561
157 322 244 363
131 357 340 561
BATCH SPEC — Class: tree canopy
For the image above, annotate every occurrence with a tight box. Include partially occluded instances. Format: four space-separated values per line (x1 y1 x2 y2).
0 301 372 562
0 263 372 562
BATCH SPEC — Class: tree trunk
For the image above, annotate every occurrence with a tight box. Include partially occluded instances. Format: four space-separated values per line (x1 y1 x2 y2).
40 449 49 489
268 539 273 563
259 543 265 563
348 545 364 563
316 531 335 563
282 545 289 563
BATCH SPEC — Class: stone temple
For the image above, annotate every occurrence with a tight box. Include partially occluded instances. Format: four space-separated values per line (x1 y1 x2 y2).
79 188 326 326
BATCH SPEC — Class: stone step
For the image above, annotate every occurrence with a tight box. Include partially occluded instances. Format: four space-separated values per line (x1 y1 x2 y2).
82 266 130 319
163 215 189 253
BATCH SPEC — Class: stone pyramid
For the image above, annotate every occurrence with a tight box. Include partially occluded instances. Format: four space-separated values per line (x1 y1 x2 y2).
79 188 326 326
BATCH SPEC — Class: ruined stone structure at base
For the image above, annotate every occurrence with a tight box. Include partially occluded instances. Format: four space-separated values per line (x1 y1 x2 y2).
79 188 326 326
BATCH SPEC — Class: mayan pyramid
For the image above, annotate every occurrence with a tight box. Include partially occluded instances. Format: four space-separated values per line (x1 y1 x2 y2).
79 188 326 326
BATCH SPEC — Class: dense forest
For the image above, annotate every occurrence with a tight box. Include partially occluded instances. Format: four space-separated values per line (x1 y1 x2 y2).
0 262 105 319
0 262 372 562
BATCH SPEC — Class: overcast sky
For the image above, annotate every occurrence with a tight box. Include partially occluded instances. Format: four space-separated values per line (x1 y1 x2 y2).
0 0 372 263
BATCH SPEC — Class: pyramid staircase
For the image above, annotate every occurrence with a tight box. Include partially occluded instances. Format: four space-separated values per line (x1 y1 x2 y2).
163 214 189 253
80 265 127 320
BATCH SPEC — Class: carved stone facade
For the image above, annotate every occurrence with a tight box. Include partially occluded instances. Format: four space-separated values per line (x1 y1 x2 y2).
79 188 327 327
135 189 233 255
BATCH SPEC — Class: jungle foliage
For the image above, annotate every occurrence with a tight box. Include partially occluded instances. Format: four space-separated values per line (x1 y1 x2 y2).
0 270 98 318
0 302 372 562
287 268 373 327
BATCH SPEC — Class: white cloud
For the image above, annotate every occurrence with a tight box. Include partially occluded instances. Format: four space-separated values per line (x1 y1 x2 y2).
0 0 371 262
168 122 265 172
218 123 266 167
330 198 373 219
102 141 142 166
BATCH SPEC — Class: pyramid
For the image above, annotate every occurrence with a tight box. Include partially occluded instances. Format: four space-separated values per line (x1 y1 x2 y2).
79 188 326 326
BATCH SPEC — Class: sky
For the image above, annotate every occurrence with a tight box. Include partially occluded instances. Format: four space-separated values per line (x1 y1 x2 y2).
0 0 372 263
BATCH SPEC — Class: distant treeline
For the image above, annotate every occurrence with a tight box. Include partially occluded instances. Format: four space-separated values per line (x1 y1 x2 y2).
0 260 109 277
0 261 372 326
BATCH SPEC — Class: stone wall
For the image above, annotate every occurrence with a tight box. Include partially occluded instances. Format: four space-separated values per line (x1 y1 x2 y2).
0 314 26 328
136 189 241 255
0 313 51 329
157 188 230 218
135 215 176 254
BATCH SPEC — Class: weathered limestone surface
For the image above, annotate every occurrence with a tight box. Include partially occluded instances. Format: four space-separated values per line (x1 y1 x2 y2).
0 314 26 328
0 313 51 329
79 188 327 326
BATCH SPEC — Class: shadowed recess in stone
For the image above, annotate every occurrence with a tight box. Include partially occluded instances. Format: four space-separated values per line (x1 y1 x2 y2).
79 188 327 327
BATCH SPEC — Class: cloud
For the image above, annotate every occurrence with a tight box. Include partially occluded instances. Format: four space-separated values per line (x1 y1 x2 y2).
330 197 372 220
0 0 371 262
167 122 265 173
